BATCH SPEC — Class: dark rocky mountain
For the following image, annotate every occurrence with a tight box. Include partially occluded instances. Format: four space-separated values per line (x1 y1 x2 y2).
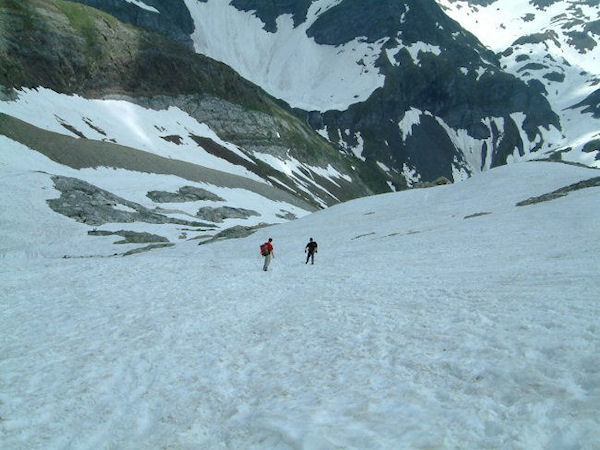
306 0 560 182
77 0 566 188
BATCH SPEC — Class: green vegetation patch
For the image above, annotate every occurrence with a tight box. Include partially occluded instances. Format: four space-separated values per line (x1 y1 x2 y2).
55 0 98 55
0 0 35 31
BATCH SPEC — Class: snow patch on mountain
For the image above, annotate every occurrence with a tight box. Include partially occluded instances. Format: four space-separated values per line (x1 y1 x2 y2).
348 132 365 160
123 0 159 14
402 162 421 187
386 40 442 67
316 125 330 141
307 0 344 25
184 0 386 112
328 128 366 161
437 0 600 74
250 151 352 207
398 108 423 140
435 115 501 172
406 42 442 65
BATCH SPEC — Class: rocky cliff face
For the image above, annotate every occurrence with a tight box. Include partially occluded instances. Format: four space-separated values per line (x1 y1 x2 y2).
130 0 565 187
310 0 560 183
437 0 600 166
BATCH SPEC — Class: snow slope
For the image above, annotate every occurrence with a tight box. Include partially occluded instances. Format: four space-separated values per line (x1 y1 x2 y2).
0 88 261 181
1 148 599 447
184 0 386 112
0 136 312 257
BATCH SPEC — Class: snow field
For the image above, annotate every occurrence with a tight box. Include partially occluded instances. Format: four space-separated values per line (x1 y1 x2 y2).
1 160 599 448
184 0 386 112
0 88 262 183
0 135 310 259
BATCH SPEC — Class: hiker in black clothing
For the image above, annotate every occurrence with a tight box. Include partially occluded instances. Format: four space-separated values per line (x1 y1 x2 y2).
305 238 318 264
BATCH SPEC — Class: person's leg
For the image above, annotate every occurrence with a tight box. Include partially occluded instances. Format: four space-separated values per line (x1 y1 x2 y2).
263 254 271 271
305 252 310 264
310 252 314 264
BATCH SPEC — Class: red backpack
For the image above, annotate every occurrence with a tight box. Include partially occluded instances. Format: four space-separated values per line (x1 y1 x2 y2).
260 242 269 256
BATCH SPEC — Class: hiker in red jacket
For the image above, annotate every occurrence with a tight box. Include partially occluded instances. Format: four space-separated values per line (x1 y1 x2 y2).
261 238 274 271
